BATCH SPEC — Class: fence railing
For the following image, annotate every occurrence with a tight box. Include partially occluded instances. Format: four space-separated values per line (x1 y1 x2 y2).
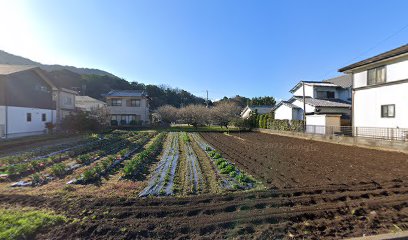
268 124 408 141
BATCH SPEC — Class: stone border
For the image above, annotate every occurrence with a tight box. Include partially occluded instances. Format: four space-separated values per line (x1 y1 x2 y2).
253 128 408 154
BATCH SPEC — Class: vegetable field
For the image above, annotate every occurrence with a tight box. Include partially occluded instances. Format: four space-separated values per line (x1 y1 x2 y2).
1 130 408 239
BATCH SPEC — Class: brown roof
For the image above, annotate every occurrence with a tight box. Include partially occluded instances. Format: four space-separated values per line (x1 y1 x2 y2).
339 44 408 72
0 64 37 75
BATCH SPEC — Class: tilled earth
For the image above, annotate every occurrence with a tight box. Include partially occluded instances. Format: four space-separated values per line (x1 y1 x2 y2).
1 132 408 239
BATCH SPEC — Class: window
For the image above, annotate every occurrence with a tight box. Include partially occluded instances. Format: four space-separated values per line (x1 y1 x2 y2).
111 99 122 106
381 104 395 118
130 99 141 107
26 113 32 122
64 96 73 105
42 113 46 122
316 91 335 99
368 66 386 85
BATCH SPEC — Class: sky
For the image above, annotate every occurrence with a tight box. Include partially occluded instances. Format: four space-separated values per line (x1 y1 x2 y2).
0 0 408 101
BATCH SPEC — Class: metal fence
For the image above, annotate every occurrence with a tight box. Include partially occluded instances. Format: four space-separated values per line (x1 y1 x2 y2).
304 125 408 141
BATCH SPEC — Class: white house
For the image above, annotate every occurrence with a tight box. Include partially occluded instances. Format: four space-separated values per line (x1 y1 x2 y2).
241 105 273 119
105 90 150 126
0 65 77 138
272 75 352 124
339 44 408 131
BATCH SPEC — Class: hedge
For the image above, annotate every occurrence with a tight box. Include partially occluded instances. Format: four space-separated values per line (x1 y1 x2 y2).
268 119 304 131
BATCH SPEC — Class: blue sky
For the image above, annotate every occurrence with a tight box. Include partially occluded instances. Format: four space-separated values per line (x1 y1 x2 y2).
1 0 408 101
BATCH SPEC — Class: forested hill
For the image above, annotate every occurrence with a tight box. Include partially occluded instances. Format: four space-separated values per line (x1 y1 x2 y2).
52 72 208 109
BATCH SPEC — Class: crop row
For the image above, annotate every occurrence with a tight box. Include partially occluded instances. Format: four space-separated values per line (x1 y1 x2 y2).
190 133 255 190
3 132 138 180
139 132 180 197
181 133 205 194
10 132 149 187
71 132 156 184
121 132 167 180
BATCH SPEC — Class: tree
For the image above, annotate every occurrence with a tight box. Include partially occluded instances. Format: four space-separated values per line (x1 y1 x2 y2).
178 104 210 128
60 111 105 132
156 105 179 124
249 96 276 106
211 102 241 128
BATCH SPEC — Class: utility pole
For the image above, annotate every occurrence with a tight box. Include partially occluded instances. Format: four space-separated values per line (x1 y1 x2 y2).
302 81 306 131
206 90 209 108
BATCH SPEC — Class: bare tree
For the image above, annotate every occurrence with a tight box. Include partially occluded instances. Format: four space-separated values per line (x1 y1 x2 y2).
178 104 209 128
157 105 179 124
211 102 241 128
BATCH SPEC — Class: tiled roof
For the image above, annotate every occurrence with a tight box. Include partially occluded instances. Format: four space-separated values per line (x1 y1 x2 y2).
339 44 408 72
323 75 352 88
290 81 338 93
0 64 37 75
246 105 273 114
76 96 106 104
293 97 351 108
104 90 147 97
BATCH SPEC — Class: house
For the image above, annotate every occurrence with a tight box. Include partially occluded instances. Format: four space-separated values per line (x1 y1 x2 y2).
0 65 77 138
104 90 150 126
272 75 352 125
75 96 107 112
339 44 408 131
241 105 273 119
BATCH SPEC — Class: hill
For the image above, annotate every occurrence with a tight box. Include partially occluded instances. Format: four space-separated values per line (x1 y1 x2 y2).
0 50 114 77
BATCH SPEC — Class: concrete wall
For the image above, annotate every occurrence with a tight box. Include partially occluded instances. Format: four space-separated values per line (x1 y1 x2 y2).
354 82 408 128
5 106 55 137
59 91 76 110
0 106 5 125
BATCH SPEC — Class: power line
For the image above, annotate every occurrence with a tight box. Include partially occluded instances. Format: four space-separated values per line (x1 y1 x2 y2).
321 22 408 79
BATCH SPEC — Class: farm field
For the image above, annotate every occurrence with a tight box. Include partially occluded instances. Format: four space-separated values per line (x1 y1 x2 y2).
0 130 408 239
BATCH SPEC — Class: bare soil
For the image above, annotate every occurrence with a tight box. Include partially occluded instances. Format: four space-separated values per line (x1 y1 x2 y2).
200 132 408 189
1 132 407 239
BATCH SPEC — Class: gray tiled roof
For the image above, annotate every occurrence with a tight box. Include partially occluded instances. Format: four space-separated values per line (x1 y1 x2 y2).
323 75 352 88
0 64 37 75
339 44 408 72
293 97 351 108
248 105 273 114
104 90 147 97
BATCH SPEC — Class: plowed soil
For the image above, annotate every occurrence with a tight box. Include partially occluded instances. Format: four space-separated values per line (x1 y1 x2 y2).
200 132 408 189
1 132 408 239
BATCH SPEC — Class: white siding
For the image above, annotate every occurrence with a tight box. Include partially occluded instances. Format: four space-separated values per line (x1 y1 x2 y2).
353 56 408 88
292 85 314 97
0 106 5 125
354 82 408 128
274 105 293 120
292 100 316 114
5 106 56 137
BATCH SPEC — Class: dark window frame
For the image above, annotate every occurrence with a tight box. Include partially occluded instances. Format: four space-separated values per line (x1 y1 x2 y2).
130 99 141 107
367 66 386 86
111 98 122 106
42 113 46 122
26 113 32 122
381 104 395 118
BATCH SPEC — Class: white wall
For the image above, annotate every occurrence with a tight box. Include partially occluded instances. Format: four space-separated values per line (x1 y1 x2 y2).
241 108 251 119
0 106 5 125
274 105 293 120
292 84 314 97
6 106 55 136
354 82 408 128
353 56 408 88
292 100 315 114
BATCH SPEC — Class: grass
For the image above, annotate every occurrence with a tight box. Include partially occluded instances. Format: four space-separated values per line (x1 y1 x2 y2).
0 208 67 240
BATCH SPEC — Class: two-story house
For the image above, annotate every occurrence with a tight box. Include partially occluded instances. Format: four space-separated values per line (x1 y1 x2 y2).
105 90 150 126
272 75 352 124
0 65 77 138
339 44 408 131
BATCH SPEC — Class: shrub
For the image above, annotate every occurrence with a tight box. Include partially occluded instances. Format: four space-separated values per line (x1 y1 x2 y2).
220 165 235 174
50 163 66 178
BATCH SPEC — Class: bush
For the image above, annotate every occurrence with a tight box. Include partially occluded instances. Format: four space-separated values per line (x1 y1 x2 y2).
50 163 66 178
111 120 118 126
